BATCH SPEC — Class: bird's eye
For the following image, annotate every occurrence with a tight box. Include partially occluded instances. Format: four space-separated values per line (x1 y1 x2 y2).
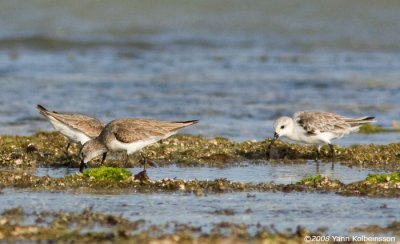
280 125 285 129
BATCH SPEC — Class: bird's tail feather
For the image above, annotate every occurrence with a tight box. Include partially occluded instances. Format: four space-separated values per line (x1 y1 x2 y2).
171 120 199 130
345 116 376 127
36 104 50 116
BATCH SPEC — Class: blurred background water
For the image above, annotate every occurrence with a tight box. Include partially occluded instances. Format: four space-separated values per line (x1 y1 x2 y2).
1 0 400 144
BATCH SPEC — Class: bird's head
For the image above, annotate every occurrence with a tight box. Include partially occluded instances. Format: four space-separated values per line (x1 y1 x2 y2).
79 139 107 164
273 116 293 139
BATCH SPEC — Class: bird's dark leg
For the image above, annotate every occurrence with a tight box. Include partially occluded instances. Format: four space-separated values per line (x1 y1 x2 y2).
329 144 335 170
65 142 71 156
100 152 107 165
140 153 147 171
329 144 335 159
133 153 149 182
315 145 321 161
124 152 130 167
314 145 320 173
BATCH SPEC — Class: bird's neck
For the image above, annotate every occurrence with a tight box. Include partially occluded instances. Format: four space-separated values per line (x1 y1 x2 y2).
285 124 302 141
92 138 108 154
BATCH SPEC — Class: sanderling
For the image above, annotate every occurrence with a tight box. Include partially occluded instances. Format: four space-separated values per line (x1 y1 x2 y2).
37 104 106 162
79 118 198 172
272 111 375 160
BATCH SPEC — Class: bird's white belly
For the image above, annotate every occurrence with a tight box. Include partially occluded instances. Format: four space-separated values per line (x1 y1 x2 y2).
49 117 91 144
296 132 337 145
108 132 176 155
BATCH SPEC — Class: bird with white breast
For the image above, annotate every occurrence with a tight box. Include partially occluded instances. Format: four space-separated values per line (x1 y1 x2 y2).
272 111 376 160
79 118 198 173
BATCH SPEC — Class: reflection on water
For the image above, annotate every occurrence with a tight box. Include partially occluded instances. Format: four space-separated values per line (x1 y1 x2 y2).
35 162 384 184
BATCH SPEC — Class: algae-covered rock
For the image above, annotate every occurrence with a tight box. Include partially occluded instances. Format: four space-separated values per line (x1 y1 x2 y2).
0 170 400 197
365 172 400 184
351 221 400 237
297 175 324 186
82 166 132 181
0 132 399 170
358 124 400 134
0 207 326 243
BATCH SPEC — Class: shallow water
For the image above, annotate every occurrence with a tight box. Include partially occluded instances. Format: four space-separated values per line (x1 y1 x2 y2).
34 163 384 184
1 189 399 236
0 1 400 144
1 2 400 239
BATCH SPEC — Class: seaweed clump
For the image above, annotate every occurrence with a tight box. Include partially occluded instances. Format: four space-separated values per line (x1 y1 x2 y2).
1 170 400 197
358 124 400 134
365 173 400 184
1 132 400 170
82 167 132 181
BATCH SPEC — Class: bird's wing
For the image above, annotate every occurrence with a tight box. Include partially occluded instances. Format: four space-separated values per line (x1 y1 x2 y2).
48 112 103 137
111 119 194 143
294 111 350 135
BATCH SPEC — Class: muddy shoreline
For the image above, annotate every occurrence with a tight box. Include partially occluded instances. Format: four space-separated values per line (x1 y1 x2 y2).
0 207 398 243
1 132 399 170
0 168 399 198
1 132 399 242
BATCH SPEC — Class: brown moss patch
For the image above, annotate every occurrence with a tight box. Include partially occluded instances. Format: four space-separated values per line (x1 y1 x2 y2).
0 132 399 170
0 207 325 243
0 171 399 197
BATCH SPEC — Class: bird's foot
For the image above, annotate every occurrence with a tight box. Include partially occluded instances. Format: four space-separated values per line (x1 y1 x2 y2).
134 170 149 182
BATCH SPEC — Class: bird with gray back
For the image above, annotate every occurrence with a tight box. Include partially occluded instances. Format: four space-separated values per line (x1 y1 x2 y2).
272 111 376 160
79 118 198 173
37 104 107 163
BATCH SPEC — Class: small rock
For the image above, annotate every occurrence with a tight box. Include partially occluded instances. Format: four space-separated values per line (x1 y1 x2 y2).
26 144 38 153
14 159 23 166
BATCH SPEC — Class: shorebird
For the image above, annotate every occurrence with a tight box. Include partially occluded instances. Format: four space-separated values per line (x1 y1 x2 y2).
272 111 376 160
79 118 198 172
37 105 106 162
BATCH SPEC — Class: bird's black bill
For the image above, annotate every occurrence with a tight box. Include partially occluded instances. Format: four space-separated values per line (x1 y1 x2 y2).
273 132 279 139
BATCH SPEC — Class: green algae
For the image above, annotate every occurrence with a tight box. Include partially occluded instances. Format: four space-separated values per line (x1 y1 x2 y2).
0 170 399 197
358 124 400 134
365 173 400 184
297 175 323 186
82 166 132 181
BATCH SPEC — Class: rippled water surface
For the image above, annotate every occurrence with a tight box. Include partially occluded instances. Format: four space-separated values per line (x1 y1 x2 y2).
34 163 384 184
0 0 400 144
1 189 399 236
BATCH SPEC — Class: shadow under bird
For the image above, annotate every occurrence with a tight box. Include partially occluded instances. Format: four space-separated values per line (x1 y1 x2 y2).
79 118 199 173
271 111 376 160
37 104 106 162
